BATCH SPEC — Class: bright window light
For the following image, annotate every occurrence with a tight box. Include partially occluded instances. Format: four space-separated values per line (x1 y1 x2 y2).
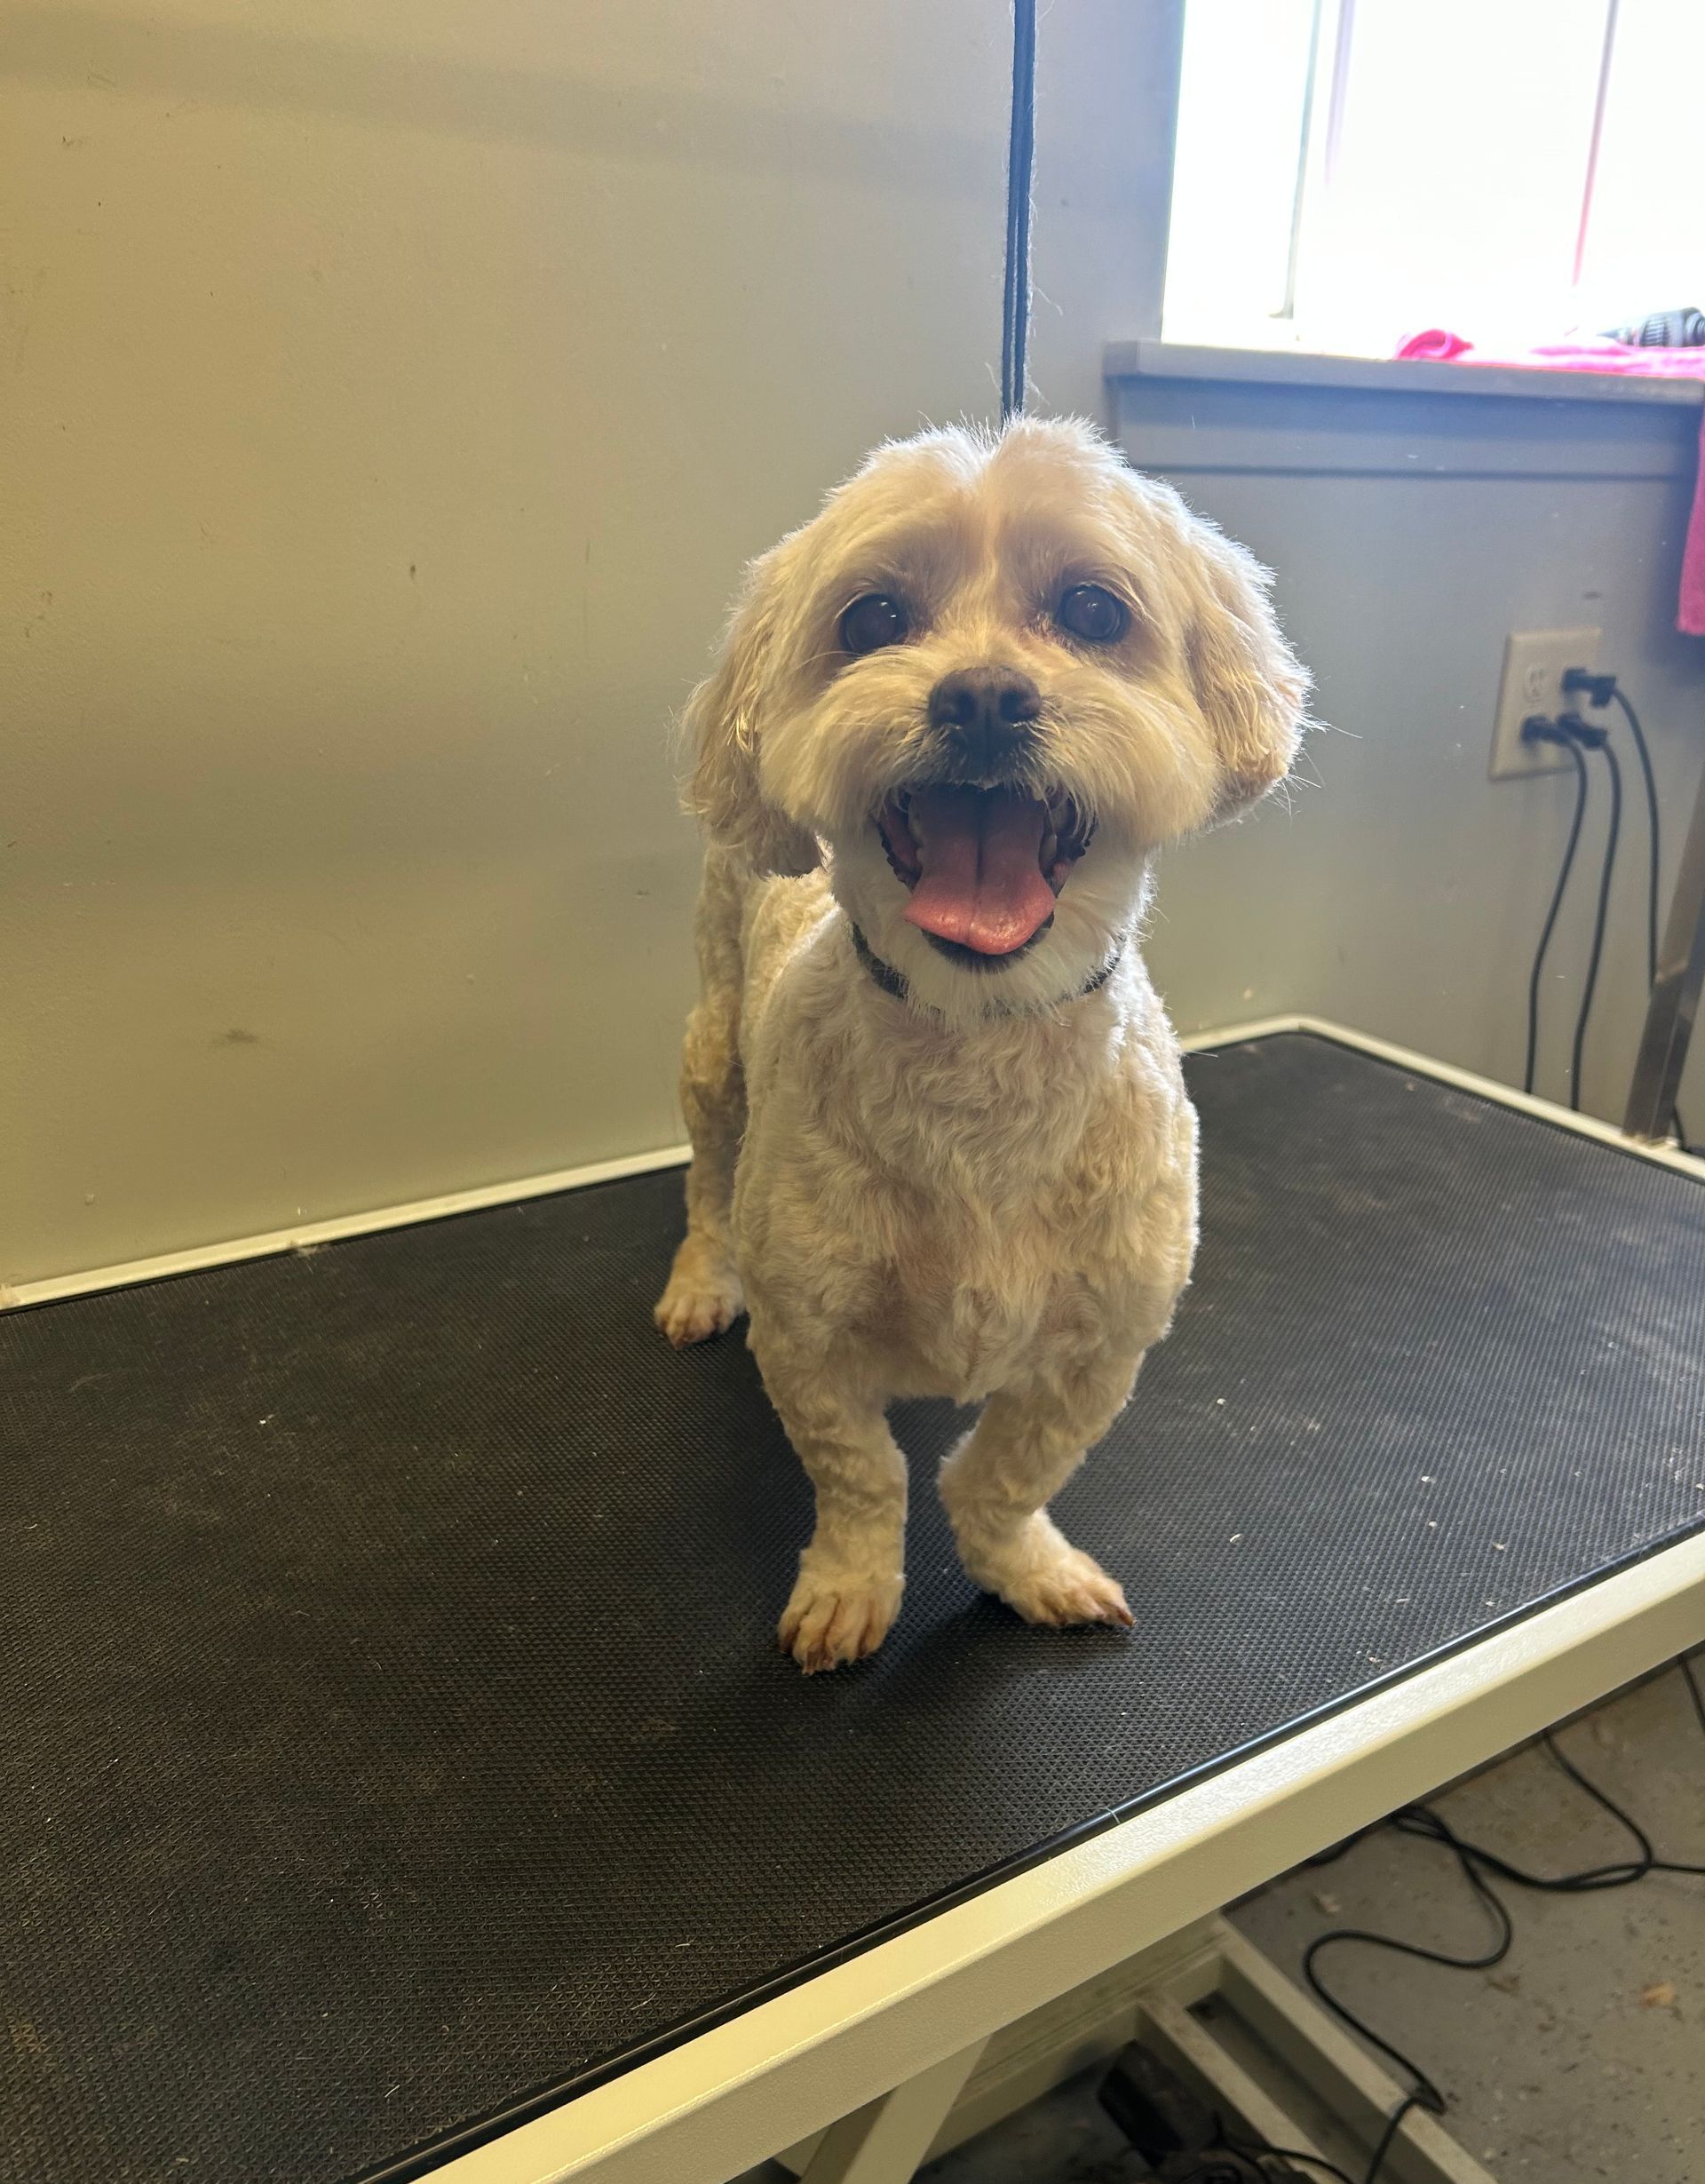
1163 0 1705 358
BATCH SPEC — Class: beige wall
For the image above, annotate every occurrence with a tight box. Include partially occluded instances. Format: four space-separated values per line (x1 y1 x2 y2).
7 4 1700 1293
1120 372 1705 1129
3 2 1180 1284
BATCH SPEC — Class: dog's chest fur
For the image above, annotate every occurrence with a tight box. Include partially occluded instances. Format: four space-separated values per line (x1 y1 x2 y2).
733 877 1198 1403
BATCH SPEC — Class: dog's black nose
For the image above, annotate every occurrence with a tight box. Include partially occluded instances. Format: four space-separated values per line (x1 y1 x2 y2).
928 666 1042 777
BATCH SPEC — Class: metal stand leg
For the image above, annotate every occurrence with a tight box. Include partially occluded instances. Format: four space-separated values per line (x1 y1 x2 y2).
1626 749 1705 1140
796 2042 987 2184
1205 1926 1493 2184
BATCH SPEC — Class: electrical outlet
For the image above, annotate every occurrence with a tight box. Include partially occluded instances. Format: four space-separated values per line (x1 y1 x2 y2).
1489 628 1600 781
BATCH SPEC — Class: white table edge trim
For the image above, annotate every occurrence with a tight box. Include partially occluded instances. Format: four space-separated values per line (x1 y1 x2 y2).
9 1016 1699 1313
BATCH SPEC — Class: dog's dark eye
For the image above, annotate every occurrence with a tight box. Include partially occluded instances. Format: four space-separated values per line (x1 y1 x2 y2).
1055 584 1129 645
840 593 908 655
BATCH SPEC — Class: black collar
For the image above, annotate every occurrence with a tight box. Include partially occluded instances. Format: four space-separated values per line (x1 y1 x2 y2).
848 921 1123 1015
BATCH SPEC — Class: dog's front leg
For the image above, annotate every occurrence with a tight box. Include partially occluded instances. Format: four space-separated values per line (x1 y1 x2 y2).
939 1349 1146 1630
750 1330 907 1673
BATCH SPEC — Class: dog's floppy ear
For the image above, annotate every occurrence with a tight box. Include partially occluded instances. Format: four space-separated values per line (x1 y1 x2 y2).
684 543 821 878
1182 523 1309 821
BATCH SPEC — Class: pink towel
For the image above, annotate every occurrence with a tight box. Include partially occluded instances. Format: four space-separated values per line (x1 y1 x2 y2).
1685 418 1705 637
1395 330 1705 636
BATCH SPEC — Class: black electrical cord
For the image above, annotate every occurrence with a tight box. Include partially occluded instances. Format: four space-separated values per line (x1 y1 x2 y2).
1607 687 1663 991
1360 2095 1428 2184
1301 1867 1506 2131
1563 675 1692 1148
1217 2128 1360 2184
1292 1657 1705 2183
1522 736 1590 1097
1568 735 1622 1112
1000 0 1037 421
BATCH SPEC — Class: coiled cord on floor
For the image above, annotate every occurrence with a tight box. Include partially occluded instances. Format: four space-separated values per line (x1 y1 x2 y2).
1290 1652 1705 2182
1102 1656 1704 2182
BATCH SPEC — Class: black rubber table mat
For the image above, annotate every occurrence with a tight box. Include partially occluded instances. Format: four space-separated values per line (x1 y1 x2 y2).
5 1031 1704 2184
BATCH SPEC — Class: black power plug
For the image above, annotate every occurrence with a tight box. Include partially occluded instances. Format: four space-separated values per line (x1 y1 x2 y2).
1522 711 1606 750
1562 665 1619 709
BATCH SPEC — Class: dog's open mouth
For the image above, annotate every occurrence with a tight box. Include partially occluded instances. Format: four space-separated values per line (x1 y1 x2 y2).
876 786 1092 960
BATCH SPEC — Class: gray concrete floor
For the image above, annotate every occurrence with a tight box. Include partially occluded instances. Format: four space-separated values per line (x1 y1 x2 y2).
741 1656 1705 2184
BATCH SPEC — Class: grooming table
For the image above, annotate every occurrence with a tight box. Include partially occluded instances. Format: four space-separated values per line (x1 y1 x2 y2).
5 1025 1704 2184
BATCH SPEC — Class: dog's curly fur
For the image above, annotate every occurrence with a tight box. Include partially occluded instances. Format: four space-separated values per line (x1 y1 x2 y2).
656 417 1308 1671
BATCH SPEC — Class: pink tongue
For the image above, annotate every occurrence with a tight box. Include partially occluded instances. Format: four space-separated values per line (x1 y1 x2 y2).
903 786 1057 956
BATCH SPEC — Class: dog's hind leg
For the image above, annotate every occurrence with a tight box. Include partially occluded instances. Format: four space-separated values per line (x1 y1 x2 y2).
655 854 749 1346
654 1004 746 1345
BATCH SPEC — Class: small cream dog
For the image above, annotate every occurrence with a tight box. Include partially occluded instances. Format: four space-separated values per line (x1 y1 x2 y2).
656 417 1306 1671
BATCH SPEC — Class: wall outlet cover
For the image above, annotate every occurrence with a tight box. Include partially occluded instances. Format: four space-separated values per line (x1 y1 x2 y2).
1489 628 1601 781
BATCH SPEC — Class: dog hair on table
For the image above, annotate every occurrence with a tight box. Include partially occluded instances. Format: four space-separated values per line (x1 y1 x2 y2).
655 416 1308 1672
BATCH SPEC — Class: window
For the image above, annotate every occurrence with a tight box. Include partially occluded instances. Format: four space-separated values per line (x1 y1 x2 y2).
1162 0 1705 358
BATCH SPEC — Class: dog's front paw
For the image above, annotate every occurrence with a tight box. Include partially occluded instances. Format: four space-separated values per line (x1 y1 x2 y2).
777 1568 903 1673
968 1522 1134 1631
654 1236 745 1347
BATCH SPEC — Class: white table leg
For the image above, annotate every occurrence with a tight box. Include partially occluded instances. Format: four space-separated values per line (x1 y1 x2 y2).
795 2041 987 2184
